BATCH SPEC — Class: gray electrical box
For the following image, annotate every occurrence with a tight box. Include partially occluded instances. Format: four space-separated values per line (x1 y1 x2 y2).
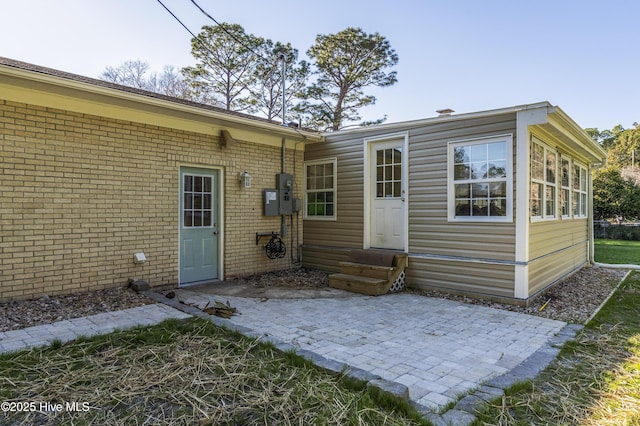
263 189 279 216
276 173 294 215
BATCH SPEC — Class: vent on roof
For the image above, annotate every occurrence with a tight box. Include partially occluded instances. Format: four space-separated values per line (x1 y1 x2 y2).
436 109 455 117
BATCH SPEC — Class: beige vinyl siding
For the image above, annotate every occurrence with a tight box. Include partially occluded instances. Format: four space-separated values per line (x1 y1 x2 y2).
301 246 350 273
303 138 365 249
406 258 515 299
408 114 517 261
528 218 589 295
303 114 519 299
528 242 588 296
529 219 588 259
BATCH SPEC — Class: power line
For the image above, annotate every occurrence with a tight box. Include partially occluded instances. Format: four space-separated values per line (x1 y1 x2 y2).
154 0 225 65
188 0 273 66
155 0 200 45
155 0 292 120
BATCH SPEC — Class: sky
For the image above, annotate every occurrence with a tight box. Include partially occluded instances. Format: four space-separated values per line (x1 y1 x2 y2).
1 0 639 131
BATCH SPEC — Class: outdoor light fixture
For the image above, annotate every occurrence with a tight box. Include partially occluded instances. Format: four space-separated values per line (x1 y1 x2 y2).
239 171 252 188
133 252 147 264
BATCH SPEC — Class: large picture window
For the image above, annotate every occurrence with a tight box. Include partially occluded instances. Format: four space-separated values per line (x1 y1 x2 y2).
304 158 337 219
448 135 512 221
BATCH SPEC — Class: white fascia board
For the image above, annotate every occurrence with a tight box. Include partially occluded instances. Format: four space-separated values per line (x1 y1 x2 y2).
326 102 554 137
546 107 607 161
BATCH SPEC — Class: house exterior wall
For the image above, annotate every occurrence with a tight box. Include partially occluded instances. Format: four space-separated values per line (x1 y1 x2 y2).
528 241 587 296
303 113 519 300
0 99 303 301
524 129 594 297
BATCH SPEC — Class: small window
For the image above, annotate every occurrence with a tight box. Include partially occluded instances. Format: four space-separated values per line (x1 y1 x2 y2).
573 163 588 218
530 138 557 220
448 135 512 221
560 157 571 218
183 175 213 227
304 158 337 219
375 147 402 198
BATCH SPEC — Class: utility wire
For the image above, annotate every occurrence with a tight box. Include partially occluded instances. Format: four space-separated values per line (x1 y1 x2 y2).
155 0 200 46
189 0 274 66
155 0 225 65
155 0 295 121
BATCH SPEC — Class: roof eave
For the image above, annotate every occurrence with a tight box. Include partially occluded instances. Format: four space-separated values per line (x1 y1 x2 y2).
546 106 607 162
323 102 554 137
0 60 322 142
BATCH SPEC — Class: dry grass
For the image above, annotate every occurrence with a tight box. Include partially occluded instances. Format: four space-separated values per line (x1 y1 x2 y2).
474 271 640 426
0 318 427 425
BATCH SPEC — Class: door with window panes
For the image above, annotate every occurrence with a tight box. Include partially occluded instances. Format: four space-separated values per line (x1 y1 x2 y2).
179 167 219 284
370 140 405 250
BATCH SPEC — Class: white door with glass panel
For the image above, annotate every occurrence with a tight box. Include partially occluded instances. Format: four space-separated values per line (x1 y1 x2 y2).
370 140 405 250
180 167 219 284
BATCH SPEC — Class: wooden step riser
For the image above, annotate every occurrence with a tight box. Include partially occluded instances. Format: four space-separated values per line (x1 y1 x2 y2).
339 263 394 280
329 253 408 297
329 275 390 296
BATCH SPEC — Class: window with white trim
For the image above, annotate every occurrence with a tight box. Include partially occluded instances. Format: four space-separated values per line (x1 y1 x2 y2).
530 139 557 219
560 157 571 218
448 135 512 221
573 163 588 217
304 158 337 219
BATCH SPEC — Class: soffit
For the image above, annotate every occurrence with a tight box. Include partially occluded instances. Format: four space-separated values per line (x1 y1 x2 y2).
531 107 606 164
0 61 321 149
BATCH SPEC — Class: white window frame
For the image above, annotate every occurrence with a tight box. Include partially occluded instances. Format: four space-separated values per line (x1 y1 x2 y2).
447 134 513 222
303 158 337 220
530 137 557 221
573 162 588 218
560 155 572 219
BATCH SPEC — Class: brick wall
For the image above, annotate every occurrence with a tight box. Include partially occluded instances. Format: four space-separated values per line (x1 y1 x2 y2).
0 100 304 301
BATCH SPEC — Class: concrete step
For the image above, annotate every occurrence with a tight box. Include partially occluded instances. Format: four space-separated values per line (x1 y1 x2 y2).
328 273 391 296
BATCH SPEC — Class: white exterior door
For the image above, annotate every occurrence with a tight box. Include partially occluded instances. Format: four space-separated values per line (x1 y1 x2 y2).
369 140 406 250
180 167 219 285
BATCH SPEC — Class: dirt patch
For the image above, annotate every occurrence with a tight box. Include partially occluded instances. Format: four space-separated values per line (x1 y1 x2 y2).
225 268 329 288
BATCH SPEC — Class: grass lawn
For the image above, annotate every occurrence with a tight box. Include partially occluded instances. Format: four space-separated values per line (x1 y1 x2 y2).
473 271 640 425
595 239 640 264
0 319 429 425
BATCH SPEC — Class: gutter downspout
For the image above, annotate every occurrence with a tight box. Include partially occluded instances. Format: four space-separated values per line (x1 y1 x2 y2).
589 161 604 263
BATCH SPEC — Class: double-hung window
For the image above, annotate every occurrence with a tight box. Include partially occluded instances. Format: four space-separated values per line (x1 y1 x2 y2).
530 139 557 219
531 137 589 220
448 135 512 221
560 157 571 218
304 158 337 219
573 163 588 217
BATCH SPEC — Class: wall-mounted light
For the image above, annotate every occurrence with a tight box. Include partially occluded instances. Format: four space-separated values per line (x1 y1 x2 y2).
239 171 252 188
133 252 147 264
